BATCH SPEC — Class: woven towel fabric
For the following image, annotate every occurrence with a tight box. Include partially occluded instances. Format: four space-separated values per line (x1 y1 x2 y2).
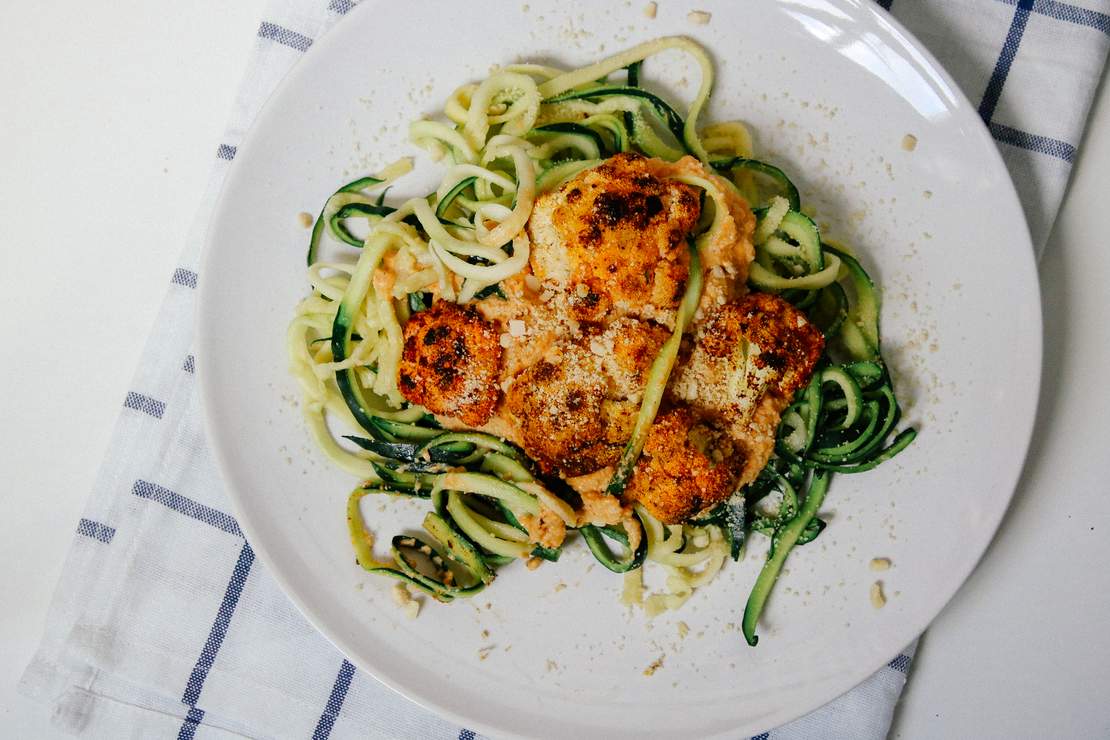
20 1 1108 738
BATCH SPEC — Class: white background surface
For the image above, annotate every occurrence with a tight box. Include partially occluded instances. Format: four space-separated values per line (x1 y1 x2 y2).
0 1 1106 738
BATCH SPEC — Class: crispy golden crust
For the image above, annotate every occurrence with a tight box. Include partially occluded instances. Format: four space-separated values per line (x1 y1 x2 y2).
597 317 671 398
640 155 757 289
527 152 701 323
398 301 502 426
705 292 825 398
635 293 825 522
670 292 825 426
624 406 744 524
504 344 633 477
502 317 666 477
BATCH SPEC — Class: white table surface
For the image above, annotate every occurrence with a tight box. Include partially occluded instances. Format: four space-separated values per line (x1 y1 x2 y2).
2 1 1108 737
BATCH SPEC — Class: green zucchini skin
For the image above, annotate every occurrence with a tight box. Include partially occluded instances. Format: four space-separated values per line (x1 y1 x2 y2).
711 156 801 211
604 244 704 498
775 364 913 471
544 86 691 155
307 175 386 266
823 245 881 361
529 122 608 155
692 499 747 561
347 421 580 588
436 176 477 224
580 519 648 573
742 470 831 646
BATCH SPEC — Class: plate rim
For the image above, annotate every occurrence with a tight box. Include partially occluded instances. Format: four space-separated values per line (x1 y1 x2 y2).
196 0 1043 736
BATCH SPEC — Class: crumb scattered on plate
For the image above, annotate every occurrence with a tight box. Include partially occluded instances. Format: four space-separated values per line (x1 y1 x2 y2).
901 134 918 151
643 655 665 676
297 211 314 228
391 582 421 619
688 10 711 24
643 1 657 18
870 557 892 571
870 581 887 609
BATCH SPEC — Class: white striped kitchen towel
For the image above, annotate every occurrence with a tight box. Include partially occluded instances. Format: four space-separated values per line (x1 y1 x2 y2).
20 0 1108 738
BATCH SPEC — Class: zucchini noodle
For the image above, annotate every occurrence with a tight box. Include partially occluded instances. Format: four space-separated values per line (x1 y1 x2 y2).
622 506 731 616
289 38 915 642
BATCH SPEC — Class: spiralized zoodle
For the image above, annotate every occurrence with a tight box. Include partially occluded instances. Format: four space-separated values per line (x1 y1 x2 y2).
288 37 915 646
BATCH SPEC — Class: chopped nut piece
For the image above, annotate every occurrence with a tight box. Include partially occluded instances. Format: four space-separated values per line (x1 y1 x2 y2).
644 1 658 18
688 10 711 24
901 134 918 151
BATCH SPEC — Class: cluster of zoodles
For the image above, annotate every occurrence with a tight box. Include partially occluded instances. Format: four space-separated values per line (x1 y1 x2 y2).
287 37 915 645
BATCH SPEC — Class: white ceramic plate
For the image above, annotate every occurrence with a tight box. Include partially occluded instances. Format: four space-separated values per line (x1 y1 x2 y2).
198 1 1041 736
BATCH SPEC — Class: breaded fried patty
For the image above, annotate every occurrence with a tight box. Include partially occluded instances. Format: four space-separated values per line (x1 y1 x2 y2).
398 301 502 426
625 406 744 523
505 344 620 476
505 318 667 477
670 292 825 424
527 152 701 323
595 317 671 399
652 292 825 507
